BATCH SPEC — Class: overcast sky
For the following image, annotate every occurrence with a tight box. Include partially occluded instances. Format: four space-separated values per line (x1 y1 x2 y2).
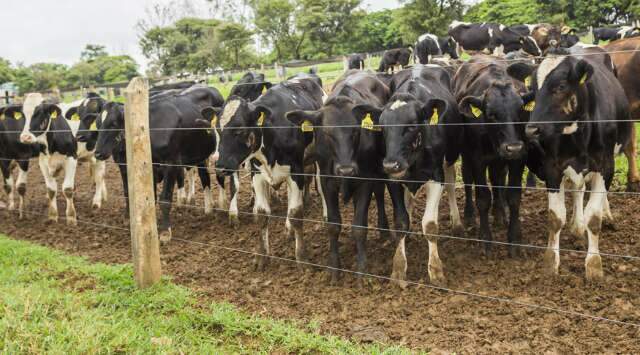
0 0 398 71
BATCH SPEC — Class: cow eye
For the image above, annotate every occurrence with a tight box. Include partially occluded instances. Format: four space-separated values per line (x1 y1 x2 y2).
555 83 568 92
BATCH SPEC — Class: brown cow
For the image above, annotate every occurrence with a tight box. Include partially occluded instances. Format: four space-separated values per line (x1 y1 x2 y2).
605 37 640 191
531 24 561 54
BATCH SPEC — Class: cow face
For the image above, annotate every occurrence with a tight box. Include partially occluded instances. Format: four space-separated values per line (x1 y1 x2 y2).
460 82 527 160
229 73 272 102
206 98 269 176
1 105 27 143
443 37 460 59
533 25 561 52
20 103 62 145
68 97 104 150
524 57 593 141
287 97 363 177
94 102 124 161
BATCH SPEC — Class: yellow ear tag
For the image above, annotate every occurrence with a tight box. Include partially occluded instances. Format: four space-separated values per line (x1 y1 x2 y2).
301 120 314 132
50 111 58 120
90 121 97 131
429 108 439 125
0 114 5 121
579 74 587 85
257 112 265 126
71 113 80 121
470 105 482 118
523 100 536 112
524 76 532 88
262 85 267 95
361 113 381 131
211 114 218 128
14 112 23 120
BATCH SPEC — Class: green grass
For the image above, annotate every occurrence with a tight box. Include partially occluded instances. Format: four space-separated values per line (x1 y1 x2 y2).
0 235 411 354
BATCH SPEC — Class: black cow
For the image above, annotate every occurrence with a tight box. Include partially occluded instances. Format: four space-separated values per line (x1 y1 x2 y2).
347 54 366 70
448 21 541 57
202 76 324 271
512 47 632 280
150 81 197 93
414 33 459 64
0 105 39 217
378 48 412 74
18 94 79 225
94 85 224 243
560 27 580 48
453 55 532 257
229 72 272 102
352 65 464 285
285 70 391 284
591 26 640 44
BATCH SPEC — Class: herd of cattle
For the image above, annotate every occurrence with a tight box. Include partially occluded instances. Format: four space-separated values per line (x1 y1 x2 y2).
1 21 640 286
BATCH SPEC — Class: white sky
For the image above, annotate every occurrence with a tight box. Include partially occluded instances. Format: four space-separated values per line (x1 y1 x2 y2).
0 0 399 71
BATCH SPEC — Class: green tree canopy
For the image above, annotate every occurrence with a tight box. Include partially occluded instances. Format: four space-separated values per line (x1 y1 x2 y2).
0 57 13 85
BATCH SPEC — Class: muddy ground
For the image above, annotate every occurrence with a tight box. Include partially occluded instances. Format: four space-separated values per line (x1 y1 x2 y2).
1 161 640 353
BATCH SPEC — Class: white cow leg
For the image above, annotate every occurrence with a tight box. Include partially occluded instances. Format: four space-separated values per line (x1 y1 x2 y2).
602 193 614 224
422 181 445 284
91 158 106 208
217 178 228 211
4 175 15 211
16 167 28 219
63 157 78 226
203 186 212 215
229 172 240 227
544 184 566 275
444 162 463 237
404 186 415 228
287 176 306 269
253 173 272 271
187 168 196 204
391 236 408 288
584 173 606 281
568 183 586 238
316 165 328 222
39 155 58 223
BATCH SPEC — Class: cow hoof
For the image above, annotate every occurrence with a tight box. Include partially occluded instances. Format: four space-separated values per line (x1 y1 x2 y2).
543 249 559 275
452 223 465 238
229 215 240 229
159 228 172 244
585 255 604 281
428 262 446 286
508 246 523 258
254 255 269 271
66 217 78 226
92 202 102 209
390 270 408 289
569 224 586 238
626 181 640 192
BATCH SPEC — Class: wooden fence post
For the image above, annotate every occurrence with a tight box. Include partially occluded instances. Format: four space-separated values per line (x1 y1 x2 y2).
107 87 115 101
124 77 162 288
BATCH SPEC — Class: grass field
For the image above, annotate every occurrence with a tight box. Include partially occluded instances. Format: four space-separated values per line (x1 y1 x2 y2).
0 235 410 354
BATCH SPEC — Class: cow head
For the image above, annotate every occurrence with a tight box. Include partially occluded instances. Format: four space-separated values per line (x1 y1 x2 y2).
522 56 593 141
202 97 269 176
20 102 62 145
561 27 579 48
498 29 541 56
229 72 272 102
459 78 529 160
94 102 124 161
287 96 365 177
532 25 561 52
354 92 446 179
1 105 27 142
67 96 105 150
442 36 460 59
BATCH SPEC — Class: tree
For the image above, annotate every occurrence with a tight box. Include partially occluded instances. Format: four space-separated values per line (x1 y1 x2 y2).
465 0 542 25
0 57 13 85
66 61 100 87
80 44 108 62
252 0 303 60
215 23 254 68
341 9 404 53
393 0 465 43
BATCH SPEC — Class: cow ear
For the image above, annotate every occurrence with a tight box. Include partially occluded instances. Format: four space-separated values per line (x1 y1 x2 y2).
3 106 23 120
573 60 594 86
286 110 321 131
201 106 223 121
48 105 62 120
421 99 447 125
507 62 535 84
459 96 484 119
65 107 79 120
252 105 272 127
352 104 383 125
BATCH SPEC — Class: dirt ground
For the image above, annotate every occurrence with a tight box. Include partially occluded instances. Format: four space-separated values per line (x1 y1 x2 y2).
1 161 640 354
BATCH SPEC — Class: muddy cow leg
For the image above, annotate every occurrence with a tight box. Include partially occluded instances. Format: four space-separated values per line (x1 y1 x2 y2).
320 176 341 283
625 123 640 192
374 182 390 240
196 162 212 214
229 172 240 227
544 182 566 275
352 182 374 278
187 167 197 204
506 161 524 257
1 160 15 211
444 162 464 237
286 173 306 270
461 157 475 227
16 161 29 219
252 173 272 271
387 182 410 288
118 162 129 215
584 172 607 281
472 161 493 254
158 167 179 244
62 156 78 226
38 154 58 223
92 158 108 208
422 180 445 285
176 168 186 205
489 162 507 228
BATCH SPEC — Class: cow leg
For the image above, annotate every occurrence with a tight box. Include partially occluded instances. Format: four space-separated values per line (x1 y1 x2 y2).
462 158 475 227
62 157 78 226
118 163 130 215
91 158 107 208
16 161 28 220
404 186 416 227
320 177 341 284
187 167 197 204
1 161 15 211
387 182 410 288
506 162 524 257
229 172 240 227
374 182 390 239
423 180 445 285
472 162 493 254
286 175 306 269
489 162 507 227
216 175 228 212
444 162 464 237
625 123 639 192
38 155 58 223
252 173 271 271
176 169 186 205
544 182 566 275
568 184 586 238
158 167 179 244
525 170 537 189
315 163 328 222
352 182 374 278
584 172 607 281
197 162 212 214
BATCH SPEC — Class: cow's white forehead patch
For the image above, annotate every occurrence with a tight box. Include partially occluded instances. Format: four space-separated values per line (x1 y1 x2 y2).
101 110 108 120
390 101 407 110
221 100 241 130
537 56 567 89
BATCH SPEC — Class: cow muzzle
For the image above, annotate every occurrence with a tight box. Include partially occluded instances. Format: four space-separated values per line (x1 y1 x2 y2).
499 141 525 160
335 163 358 177
383 159 408 179
20 132 37 145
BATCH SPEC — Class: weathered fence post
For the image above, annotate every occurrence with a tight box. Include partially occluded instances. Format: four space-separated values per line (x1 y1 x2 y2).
107 87 115 101
343 56 349 72
124 77 162 288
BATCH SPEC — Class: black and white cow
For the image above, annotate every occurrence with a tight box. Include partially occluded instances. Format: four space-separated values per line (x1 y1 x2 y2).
513 47 632 280
229 72 272 102
453 55 532 257
18 94 79 225
95 85 224 242
285 70 391 284
378 48 413 74
414 33 459 64
592 25 640 44
203 76 325 270
0 105 40 217
150 81 197 94
560 27 581 48
353 65 464 285
448 21 542 57
347 54 366 70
